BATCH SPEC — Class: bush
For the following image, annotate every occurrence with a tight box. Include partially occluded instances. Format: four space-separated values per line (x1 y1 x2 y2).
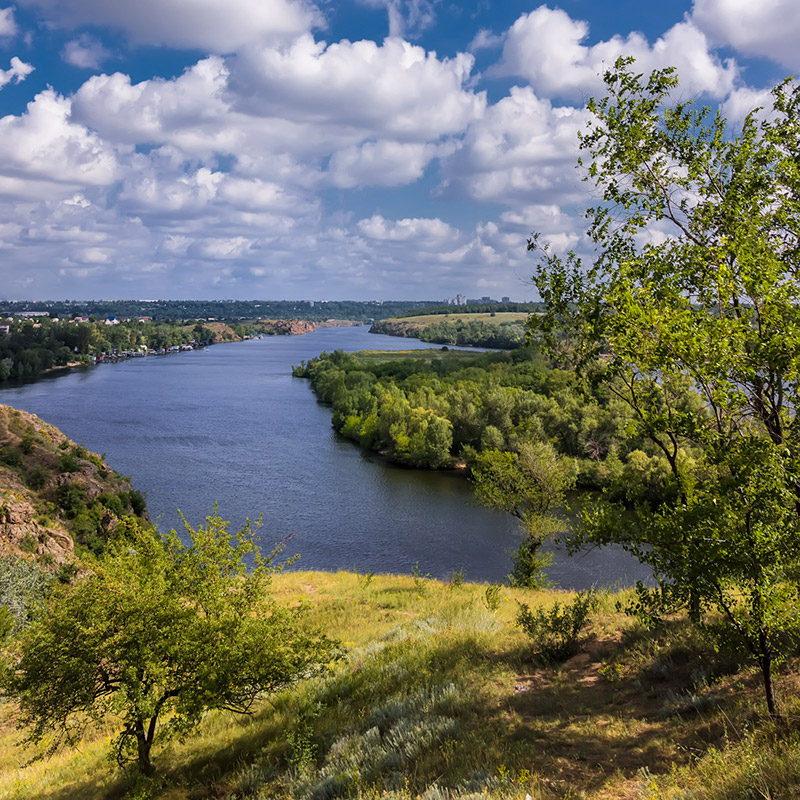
24 464 49 490
55 562 78 584
0 446 22 468
0 555 51 631
19 432 36 455
57 451 80 473
128 490 147 517
516 588 599 664
54 482 88 518
508 536 553 589
98 492 125 517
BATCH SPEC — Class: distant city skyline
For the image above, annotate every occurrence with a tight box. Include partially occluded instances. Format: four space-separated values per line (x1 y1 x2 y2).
0 0 793 300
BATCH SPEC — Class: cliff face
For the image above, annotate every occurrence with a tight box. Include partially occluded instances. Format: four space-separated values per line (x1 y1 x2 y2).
259 319 317 335
0 405 148 567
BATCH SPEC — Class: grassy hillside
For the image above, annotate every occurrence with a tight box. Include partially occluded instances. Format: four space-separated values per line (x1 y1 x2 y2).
0 404 148 566
2 571 798 800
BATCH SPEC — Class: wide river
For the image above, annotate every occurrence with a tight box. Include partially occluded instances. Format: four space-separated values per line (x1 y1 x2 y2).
0 326 649 589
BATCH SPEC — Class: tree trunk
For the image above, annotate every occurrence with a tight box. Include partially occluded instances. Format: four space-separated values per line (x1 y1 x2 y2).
134 718 155 777
759 630 780 719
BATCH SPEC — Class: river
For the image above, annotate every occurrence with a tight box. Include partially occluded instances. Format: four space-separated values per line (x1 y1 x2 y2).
0 326 650 589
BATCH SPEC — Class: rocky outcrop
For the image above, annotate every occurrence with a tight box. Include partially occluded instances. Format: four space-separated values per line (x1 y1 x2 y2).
259 319 317 335
317 320 362 328
0 404 148 569
0 496 74 564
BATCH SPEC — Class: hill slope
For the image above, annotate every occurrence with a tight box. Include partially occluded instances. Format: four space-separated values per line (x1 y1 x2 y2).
1 570 798 799
0 404 148 566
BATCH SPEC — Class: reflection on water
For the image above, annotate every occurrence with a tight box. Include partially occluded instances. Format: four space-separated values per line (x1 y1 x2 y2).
0 327 651 589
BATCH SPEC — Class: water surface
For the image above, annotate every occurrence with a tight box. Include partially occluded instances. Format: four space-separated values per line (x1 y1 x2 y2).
0 327 649 588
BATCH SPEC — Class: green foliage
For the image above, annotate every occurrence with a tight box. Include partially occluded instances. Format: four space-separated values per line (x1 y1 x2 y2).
0 555 51 633
127 489 147 516
532 58 800 716
24 464 48 490
471 442 573 587
516 589 599 664
507 535 553 590
298 347 650 477
56 450 80 473
0 446 22 468
54 561 78 584
413 318 527 349
450 568 466 587
53 482 88 518
18 431 36 455
3 514 338 777
412 562 430 593
483 583 502 612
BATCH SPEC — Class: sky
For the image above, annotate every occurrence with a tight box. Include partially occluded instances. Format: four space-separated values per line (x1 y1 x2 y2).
0 0 795 301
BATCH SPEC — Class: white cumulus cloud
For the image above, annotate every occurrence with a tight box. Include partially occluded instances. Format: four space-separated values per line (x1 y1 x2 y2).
0 6 17 36
0 90 118 199
357 214 456 243
0 56 34 89
18 0 321 52
441 86 590 206
357 0 439 39
230 35 484 140
327 140 440 188
62 34 110 69
692 0 800 70
495 6 736 100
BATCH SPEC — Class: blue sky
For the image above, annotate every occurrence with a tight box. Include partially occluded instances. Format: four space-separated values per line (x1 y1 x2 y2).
0 0 795 301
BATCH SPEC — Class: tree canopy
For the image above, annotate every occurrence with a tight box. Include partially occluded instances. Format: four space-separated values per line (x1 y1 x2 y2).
532 58 800 716
2 515 337 776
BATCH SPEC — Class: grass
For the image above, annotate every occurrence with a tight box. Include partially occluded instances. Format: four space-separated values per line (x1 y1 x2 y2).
1 571 799 800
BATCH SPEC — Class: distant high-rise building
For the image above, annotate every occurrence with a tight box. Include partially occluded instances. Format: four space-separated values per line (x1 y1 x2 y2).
501 296 510 303
481 296 491 303
456 294 466 306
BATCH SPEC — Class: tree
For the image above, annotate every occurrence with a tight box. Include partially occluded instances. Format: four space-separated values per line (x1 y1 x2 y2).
471 442 574 587
2 515 337 776
532 58 800 716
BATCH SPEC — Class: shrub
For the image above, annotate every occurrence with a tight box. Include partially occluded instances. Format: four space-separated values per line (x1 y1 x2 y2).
57 451 80 473
0 555 51 631
483 583 502 612
0 446 22 468
19 431 36 455
128 490 147 516
516 588 599 664
54 482 88 518
24 464 49 490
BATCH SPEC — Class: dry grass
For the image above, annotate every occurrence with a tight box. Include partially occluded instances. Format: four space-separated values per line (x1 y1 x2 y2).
1 572 798 800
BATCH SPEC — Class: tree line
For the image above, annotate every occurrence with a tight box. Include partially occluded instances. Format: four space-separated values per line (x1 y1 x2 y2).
0 299 435 323
294 347 689 499
0 318 217 381
372 318 527 348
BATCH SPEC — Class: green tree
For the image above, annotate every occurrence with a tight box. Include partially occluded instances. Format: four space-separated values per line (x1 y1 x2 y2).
3 515 337 776
471 442 574 586
532 58 800 716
